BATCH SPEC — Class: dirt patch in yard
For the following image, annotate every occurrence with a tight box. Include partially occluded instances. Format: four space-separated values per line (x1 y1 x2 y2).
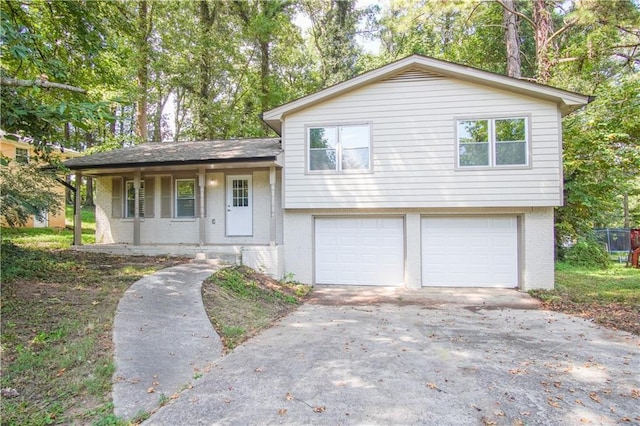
201 265 311 352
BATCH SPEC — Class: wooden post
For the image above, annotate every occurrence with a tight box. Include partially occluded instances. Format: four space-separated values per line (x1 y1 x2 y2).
74 172 83 246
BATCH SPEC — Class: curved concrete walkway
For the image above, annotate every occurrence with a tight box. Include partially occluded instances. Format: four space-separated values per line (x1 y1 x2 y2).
112 261 223 420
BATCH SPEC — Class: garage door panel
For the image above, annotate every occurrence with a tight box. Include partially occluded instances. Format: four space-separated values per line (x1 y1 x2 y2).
315 217 404 286
422 217 517 288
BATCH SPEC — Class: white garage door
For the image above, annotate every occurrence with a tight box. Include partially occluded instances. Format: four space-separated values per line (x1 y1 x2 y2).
315 217 404 286
422 217 518 287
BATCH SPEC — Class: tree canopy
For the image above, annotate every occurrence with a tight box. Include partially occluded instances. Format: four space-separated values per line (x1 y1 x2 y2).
1 0 638 240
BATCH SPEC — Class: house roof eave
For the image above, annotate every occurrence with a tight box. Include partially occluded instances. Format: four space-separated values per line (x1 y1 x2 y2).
262 54 591 127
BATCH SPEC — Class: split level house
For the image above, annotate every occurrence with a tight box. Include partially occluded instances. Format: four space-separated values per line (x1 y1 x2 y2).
64 55 591 290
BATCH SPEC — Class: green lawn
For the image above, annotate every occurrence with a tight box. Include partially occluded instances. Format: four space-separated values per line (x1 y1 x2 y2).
1 224 182 425
531 263 640 335
65 204 96 232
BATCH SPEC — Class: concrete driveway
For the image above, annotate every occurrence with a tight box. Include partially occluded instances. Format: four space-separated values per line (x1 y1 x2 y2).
146 287 639 425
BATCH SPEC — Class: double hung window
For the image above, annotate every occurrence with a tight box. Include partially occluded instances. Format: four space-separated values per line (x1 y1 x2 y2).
125 181 144 218
457 117 528 168
175 179 195 217
308 124 371 172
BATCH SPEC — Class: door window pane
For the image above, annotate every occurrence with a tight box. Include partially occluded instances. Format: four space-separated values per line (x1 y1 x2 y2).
232 179 249 207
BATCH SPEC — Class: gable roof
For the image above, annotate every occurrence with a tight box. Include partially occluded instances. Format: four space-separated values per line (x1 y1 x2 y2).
262 54 592 134
64 138 282 170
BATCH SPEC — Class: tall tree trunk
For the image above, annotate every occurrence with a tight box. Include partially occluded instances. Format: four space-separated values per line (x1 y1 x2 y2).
533 0 553 84
259 39 270 112
136 0 149 143
196 0 216 139
502 0 521 78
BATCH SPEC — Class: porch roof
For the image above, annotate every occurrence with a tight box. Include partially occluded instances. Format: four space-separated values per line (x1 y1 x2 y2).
64 137 282 171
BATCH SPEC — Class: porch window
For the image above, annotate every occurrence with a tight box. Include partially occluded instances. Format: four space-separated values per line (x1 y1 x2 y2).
125 181 145 218
175 179 195 217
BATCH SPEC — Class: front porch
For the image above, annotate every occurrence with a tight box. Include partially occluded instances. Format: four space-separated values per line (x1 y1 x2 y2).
72 243 284 279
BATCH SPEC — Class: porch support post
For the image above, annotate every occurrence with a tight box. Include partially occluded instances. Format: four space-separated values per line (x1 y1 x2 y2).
198 167 206 246
133 171 141 246
269 166 276 246
73 171 82 246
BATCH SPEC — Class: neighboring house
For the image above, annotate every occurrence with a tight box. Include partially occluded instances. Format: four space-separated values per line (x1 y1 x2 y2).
64 55 590 290
0 133 74 228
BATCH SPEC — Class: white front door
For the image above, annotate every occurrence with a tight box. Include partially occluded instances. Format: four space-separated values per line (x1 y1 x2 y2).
226 175 252 236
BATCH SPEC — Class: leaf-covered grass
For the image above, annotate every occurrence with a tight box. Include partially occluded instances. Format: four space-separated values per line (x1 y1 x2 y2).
65 205 96 232
0 228 184 425
530 263 640 335
202 266 312 351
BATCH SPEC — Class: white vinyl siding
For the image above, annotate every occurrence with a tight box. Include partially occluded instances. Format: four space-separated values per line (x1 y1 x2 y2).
282 75 561 209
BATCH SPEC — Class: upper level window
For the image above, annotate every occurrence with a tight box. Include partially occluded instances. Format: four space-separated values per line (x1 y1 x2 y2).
457 117 528 168
308 124 371 172
15 148 29 164
175 179 195 217
125 181 145 218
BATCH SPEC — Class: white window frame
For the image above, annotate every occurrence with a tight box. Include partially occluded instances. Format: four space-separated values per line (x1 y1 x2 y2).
125 180 144 218
306 123 372 173
15 147 29 164
456 116 529 169
175 179 195 218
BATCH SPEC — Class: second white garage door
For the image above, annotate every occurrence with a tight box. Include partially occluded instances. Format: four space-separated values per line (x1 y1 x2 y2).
422 217 518 287
315 217 404 286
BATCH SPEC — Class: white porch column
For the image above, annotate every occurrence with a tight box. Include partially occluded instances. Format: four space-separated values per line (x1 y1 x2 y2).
269 166 276 246
73 171 82 246
198 167 206 246
133 171 141 246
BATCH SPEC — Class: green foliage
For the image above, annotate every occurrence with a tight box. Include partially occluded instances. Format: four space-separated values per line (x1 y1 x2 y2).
213 266 298 304
0 161 62 227
564 239 611 269
1 233 177 424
